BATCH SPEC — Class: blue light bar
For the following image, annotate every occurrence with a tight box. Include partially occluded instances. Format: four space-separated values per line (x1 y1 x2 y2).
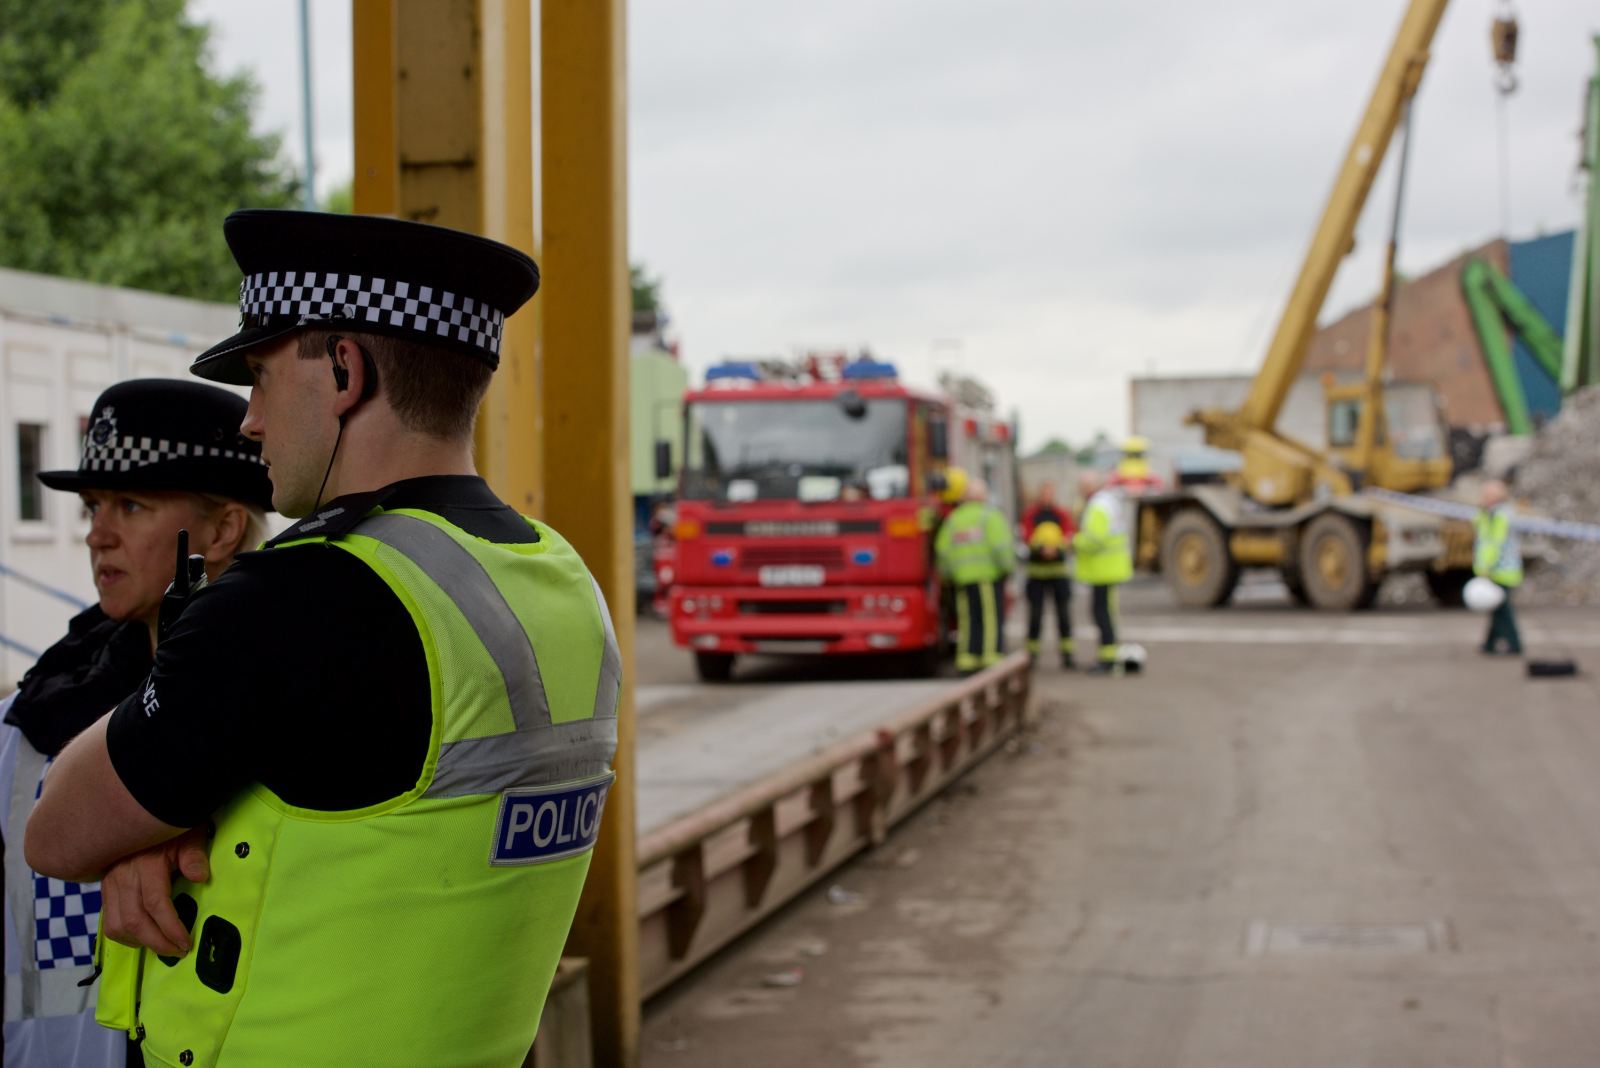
841 359 898 380
707 361 761 382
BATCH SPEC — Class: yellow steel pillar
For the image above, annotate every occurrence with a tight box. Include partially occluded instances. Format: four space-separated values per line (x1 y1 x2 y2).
351 0 542 514
539 1 639 1065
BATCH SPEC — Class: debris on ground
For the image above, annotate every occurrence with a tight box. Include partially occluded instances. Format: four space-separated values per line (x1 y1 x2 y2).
826 884 865 907
761 966 805 988
797 938 828 957
1514 387 1600 605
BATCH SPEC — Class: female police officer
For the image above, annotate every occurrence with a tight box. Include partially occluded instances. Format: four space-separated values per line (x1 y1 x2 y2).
3 379 270 1067
25 210 619 1067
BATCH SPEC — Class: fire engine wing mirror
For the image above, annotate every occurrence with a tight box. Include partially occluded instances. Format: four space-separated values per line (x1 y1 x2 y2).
929 421 949 460
928 470 948 495
654 440 673 481
838 389 867 420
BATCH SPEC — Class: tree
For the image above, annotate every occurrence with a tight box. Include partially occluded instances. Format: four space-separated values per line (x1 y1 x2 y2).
0 0 298 302
631 264 662 316
323 180 353 215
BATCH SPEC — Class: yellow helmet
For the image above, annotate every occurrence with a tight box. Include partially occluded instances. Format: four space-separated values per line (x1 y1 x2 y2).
940 466 968 504
1030 521 1065 549
1122 435 1150 457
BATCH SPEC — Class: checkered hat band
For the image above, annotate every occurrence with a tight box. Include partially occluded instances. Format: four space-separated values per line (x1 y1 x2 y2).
239 271 506 355
82 434 266 473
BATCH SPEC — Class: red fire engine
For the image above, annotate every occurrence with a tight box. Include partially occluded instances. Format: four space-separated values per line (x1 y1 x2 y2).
666 354 1015 682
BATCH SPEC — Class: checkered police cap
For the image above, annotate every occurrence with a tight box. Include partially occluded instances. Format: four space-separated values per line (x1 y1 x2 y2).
38 379 274 512
191 210 540 387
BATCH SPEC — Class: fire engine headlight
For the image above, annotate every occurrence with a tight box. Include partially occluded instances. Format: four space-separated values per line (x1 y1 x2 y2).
709 596 723 610
890 597 905 613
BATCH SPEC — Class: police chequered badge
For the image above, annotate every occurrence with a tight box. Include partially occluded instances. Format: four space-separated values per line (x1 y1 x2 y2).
240 271 506 355
32 759 100 968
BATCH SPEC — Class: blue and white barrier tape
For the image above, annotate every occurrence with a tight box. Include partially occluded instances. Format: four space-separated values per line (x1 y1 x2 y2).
1363 488 1600 545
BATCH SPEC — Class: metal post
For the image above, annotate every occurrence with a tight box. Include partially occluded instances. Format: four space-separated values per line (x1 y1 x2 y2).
539 0 640 1064
298 0 316 210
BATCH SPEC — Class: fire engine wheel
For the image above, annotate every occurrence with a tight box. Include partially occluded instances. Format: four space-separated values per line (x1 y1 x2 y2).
694 651 735 683
1298 513 1379 611
1425 568 1472 608
1159 508 1238 608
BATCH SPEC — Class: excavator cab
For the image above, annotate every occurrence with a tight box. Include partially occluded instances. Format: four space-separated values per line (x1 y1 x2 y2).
1322 377 1453 492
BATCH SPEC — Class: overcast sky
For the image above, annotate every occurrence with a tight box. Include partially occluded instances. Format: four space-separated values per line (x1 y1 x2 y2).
191 0 1595 449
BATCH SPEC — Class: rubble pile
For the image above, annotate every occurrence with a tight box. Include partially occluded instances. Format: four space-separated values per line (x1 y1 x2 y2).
1514 386 1600 605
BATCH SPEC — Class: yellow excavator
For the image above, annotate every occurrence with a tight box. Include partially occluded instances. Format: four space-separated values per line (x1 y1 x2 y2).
1136 0 1477 610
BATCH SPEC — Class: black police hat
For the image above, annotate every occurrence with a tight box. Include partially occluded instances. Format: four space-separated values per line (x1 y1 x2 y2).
38 379 273 512
190 210 541 386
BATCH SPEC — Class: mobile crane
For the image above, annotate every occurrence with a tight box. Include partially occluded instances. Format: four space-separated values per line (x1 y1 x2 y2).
1135 0 1477 610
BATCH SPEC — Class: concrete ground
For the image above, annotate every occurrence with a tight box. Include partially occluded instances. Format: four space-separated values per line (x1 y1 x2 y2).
639 580 1600 1067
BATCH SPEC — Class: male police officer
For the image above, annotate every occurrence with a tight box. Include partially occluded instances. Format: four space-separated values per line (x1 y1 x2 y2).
1474 479 1524 656
26 211 620 1067
1074 469 1134 673
935 477 1013 675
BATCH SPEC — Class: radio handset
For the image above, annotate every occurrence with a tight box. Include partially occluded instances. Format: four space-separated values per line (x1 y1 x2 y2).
157 529 209 646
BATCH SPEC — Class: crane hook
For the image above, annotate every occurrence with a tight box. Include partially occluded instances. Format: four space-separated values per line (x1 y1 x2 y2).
1491 10 1519 95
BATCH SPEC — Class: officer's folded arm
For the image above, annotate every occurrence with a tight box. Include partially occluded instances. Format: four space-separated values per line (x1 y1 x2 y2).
24 713 189 883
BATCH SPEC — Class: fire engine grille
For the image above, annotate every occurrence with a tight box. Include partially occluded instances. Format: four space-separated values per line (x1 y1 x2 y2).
739 600 847 616
739 545 846 570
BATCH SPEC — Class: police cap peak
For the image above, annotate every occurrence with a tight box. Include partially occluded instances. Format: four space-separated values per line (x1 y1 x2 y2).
191 210 540 386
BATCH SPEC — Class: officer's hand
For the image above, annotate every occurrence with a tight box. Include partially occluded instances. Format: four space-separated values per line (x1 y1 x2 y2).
101 826 211 957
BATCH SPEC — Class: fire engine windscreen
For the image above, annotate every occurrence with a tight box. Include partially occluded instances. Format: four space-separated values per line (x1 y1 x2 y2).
682 399 910 503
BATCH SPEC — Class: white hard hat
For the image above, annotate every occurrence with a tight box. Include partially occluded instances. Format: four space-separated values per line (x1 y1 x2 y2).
1464 576 1506 613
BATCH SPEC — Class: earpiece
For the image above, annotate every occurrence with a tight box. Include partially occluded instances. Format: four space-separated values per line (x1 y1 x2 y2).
326 334 350 392
325 334 379 401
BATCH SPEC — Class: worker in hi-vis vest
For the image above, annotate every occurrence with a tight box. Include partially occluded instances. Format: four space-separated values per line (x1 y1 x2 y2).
1020 481 1076 669
1074 469 1134 673
26 211 620 1067
1474 479 1524 656
935 476 1013 675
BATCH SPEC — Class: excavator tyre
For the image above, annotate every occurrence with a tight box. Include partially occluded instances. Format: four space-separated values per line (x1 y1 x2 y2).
1298 513 1380 611
1159 508 1239 608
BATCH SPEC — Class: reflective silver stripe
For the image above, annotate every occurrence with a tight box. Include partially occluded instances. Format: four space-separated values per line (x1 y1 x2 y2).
427 718 618 798
354 513 552 730
589 575 622 720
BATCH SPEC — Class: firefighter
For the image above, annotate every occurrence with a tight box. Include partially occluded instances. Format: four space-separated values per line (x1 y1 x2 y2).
1108 435 1164 493
1474 479 1524 656
1074 469 1134 673
1021 482 1076 668
935 476 1013 675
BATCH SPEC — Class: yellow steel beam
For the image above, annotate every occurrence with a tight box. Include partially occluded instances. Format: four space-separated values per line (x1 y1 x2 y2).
538 0 640 1064
477 0 542 516
351 0 399 215
352 0 542 511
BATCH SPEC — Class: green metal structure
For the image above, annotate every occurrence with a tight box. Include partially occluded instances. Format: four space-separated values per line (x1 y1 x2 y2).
1461 256 1566 434
1565 35 1600 394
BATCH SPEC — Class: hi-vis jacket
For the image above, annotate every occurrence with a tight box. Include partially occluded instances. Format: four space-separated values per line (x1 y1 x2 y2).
1074 488 1133 586
1473 505 1524 587
935 502 1014 586
96 507 620 1068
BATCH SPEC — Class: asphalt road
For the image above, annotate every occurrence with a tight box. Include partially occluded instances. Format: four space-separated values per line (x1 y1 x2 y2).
640 579 1600 1067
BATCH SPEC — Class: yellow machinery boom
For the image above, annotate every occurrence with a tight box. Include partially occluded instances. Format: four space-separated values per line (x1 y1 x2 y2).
1192 0 1448 506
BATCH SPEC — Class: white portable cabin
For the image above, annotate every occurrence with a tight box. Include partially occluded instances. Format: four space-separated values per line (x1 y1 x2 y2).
0 269 244 689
